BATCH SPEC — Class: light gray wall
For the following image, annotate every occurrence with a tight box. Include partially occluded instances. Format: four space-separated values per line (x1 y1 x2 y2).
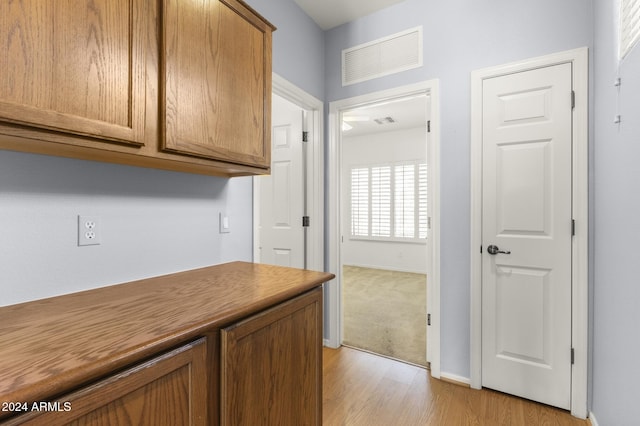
325 0 593 378
592 1 640 424
0 151 252 306
1 0 326 308
244 0 325 101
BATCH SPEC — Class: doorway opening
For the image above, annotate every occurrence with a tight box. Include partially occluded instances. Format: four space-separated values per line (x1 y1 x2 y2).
341 94 429 366
253 74 324 272
328 80 441 377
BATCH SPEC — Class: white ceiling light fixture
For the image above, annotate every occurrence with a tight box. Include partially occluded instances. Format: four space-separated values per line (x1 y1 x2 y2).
343 115 370 122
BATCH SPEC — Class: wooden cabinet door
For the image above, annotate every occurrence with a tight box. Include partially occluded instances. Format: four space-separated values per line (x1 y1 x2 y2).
0 0 146 146
161 0 274 169
5 339 208 426
221 288 323 425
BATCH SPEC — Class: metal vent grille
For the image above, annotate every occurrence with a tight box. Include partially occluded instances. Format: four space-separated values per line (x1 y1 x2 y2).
620 0 640 59
342 27 423 86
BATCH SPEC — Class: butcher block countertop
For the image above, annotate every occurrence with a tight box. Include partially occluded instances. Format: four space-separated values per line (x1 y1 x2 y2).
0 262 334 411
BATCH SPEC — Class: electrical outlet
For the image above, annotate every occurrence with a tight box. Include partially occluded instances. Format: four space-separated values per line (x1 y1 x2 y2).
78 215 101 246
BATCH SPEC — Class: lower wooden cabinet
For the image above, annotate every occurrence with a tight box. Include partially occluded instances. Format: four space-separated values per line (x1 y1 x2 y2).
220 288 323 426
0 263 333 425
4 339 208 426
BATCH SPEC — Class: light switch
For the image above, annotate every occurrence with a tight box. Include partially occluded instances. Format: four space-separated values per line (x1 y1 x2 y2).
219 212 230 233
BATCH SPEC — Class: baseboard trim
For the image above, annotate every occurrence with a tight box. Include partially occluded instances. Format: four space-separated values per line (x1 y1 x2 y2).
439 372 471 388
588 412 598 426
323 338 339 349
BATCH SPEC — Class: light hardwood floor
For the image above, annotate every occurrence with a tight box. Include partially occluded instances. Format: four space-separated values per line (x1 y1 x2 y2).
323 346 590 426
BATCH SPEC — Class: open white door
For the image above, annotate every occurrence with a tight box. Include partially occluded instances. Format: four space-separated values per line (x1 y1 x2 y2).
481 63 573 409
256 94 305 268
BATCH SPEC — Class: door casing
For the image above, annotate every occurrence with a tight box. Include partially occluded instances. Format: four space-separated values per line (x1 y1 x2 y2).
470 47 589 419
253 73 325 272
328 80 441 378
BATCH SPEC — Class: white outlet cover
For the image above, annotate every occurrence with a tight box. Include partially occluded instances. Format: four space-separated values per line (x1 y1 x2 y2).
78 215 101 246
219 212 230 234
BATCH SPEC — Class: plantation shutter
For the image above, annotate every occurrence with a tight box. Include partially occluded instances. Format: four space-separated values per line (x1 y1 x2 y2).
394 164 416 238
371 166 391 237
351 168 369 237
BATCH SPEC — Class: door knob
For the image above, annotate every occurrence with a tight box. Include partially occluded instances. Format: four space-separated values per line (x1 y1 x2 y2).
487 245 510 255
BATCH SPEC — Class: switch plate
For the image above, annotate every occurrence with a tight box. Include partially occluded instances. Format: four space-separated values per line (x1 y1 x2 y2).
78 215 101 246
219 212 230 234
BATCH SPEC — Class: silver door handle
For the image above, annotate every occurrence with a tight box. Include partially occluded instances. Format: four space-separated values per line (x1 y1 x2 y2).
487 245 511 255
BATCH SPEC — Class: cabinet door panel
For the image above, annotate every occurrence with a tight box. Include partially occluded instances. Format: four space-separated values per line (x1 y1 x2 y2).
6 339 208 426
0 0 146 145
162 0 272 168
221 288 322 425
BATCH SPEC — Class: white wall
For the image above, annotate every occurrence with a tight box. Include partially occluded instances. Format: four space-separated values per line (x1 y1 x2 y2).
341 127 427 273
245 0 325 101
591 1 640 424
0 0 326 308
325 0 593 380
0 151 252 306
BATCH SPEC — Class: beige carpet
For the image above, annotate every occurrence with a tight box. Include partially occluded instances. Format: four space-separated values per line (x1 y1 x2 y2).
342 265 427 366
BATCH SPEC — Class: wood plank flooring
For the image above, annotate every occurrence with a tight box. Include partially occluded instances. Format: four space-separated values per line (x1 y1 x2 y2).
323 346 590 426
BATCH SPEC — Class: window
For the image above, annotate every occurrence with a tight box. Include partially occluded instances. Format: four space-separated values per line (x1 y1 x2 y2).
350 161 427 242
620 0 640 59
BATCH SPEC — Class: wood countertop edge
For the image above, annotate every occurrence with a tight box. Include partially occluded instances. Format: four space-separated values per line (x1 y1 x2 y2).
0 262 334 412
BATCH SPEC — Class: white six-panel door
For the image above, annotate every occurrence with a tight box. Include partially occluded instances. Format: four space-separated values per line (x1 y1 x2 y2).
256 94 305 268
481 63 573 409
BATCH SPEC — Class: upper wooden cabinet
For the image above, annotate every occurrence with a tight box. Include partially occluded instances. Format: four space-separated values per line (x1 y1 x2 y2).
161 0 275 169
0 0 275 176
0 0 146 146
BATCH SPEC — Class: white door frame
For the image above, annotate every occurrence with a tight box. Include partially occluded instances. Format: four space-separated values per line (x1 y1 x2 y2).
328 80 441 378
253 73 325 272
470 47 589 419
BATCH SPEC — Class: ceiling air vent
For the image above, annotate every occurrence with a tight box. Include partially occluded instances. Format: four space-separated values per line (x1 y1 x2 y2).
342 26 423 87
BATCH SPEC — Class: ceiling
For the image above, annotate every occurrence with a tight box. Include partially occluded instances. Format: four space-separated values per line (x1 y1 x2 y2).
342 95 427 138
292 0 407 30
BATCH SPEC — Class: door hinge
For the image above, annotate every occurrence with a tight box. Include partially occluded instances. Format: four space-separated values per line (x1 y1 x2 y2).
427 217 432 230
571 91 575 110
571 219 576 236
480 245 483 254
571 348 575 365
427 313 431 326
302 131 309 142
302 216 310 227
427 120 431 133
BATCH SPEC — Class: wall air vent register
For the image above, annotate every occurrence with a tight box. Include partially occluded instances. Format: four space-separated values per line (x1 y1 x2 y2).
342 27 423 86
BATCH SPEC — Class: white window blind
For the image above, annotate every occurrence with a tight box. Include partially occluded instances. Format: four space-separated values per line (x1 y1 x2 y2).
620 0 640 59
395 164 416 238
418 163 429 239
371 166 391 237
349 161 427 242
351 168 369 237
